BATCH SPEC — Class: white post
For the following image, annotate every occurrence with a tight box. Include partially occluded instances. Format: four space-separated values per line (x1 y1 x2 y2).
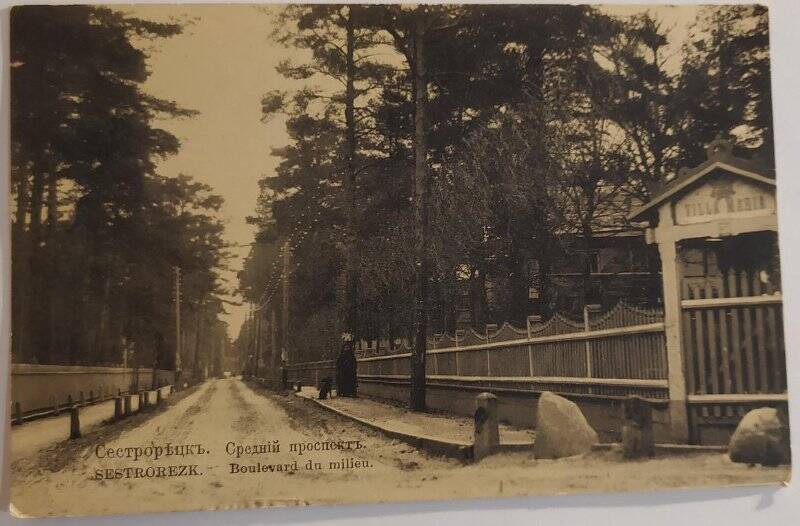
526 315 540 377
455 330 461 376
658 235 690 443
485 324 497 377
583 306 592 379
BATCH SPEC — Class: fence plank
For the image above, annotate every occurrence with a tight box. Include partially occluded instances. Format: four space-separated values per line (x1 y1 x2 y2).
693 291 707 395
752 272 769 392
767 305 782 392
740 272 756 392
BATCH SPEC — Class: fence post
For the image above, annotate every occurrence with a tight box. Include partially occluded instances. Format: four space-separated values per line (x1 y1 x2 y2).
70 406 81 439
485 324 497 376
527 315 542 377
14 402 23 425
53 396 60 416
79 390 85 405
124 394 132 415
114 397 124 419
455 330 464 377
657 236 689 443
583 305 601 393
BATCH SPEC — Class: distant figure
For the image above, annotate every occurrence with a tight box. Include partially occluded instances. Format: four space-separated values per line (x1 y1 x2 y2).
622 395 655 458
318 378 332 400
336 337 357 397
281 366 288 390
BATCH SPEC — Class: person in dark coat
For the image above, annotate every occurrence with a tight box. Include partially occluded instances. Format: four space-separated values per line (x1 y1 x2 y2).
335 336 358 397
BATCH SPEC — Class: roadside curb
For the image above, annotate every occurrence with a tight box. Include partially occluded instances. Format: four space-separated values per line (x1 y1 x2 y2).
591 442 728 454
294 393 727 461
296 393 475 462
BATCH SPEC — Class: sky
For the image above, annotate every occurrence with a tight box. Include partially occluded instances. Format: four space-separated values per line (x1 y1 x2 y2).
122 4 704 337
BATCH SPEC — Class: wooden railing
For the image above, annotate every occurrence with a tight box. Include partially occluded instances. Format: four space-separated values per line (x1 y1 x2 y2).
289 302 669 400
357 322 667 399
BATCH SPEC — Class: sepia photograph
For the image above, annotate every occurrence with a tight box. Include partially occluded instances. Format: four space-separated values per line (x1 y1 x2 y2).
5 2 793 519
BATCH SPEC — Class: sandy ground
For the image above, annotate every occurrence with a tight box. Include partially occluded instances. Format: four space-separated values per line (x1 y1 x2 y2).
298 387 536 444
9 378 790 518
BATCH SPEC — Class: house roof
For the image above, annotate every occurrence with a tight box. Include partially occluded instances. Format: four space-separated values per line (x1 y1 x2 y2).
628 138 775 223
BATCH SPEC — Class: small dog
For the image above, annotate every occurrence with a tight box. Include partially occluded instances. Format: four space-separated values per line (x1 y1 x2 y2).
318 378 332 400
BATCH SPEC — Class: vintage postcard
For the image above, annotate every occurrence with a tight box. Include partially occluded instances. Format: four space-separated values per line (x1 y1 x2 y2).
7 3 791 518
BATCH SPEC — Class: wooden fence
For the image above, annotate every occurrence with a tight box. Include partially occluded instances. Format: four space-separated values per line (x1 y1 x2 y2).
288 301 668 400
681 268 786 442
10 364 175 420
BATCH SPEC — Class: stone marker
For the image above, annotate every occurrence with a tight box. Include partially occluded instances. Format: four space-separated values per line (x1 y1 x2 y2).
729 407 790 466
14 402 23 425
114 397 124 419
79 390 85 405
157 388 163 404
124 394 132 415
139 391 147 411
533 391 598 459
473 392 500 461
69 406 81 439
53 397 60 416
622 395 655 459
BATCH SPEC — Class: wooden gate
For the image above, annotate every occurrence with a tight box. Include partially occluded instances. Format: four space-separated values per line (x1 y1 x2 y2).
681 261 786 444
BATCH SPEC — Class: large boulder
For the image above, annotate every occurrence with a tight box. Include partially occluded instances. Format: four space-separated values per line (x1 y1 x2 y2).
729 407 790 466
534 392 598 459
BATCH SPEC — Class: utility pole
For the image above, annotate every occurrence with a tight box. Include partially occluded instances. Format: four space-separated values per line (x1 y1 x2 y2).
270 307 278 387
281 241 290 365
174 266 182 390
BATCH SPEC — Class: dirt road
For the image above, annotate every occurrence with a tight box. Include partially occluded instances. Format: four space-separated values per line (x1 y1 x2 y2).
10 378 790 518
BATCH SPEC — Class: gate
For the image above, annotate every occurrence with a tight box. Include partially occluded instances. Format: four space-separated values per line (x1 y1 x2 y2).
681 262 786 444
628 137 783 444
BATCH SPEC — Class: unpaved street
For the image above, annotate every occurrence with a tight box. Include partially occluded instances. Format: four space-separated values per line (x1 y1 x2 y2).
10 378 790 518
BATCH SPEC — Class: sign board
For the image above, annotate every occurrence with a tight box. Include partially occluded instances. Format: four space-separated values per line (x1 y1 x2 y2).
674 174 775 226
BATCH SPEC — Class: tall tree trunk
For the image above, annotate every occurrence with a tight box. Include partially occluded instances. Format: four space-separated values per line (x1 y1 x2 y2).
344 7 359 342
410 7 429 412
580 179 600 309
27 164 46 362
11 170 30 361
45 173 59 363
194 310 203 380
94 276 111 363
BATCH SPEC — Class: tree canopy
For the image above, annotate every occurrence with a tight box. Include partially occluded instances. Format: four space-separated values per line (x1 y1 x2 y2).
235 4 772 363
11 6 230 376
